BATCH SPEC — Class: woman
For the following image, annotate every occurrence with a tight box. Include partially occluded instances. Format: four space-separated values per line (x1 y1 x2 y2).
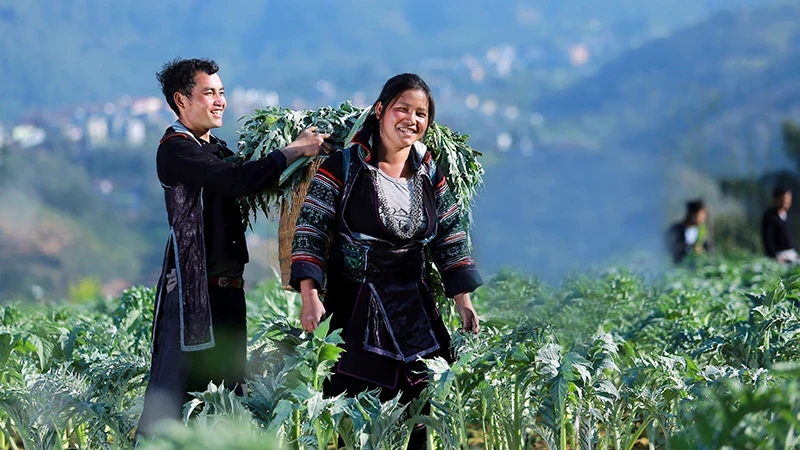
290 73 482 447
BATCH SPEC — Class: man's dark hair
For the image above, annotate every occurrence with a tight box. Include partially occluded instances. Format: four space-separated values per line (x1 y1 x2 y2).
156 58 219 115
773 186 791 199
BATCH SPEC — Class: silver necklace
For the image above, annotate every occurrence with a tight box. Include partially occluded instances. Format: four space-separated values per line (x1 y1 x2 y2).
371 167 425 239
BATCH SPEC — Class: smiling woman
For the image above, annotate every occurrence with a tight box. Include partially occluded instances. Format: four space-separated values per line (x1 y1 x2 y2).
373 88 431 179
289 73 483 448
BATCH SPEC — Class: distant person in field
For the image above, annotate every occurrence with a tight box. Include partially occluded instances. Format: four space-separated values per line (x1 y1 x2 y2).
667 199 712 264
136 58 334 441
762 186 798 264
290 73 482 449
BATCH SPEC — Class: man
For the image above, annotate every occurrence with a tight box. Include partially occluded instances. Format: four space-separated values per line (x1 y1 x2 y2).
136 58 334 439
667 199 712 264
762 187 798 263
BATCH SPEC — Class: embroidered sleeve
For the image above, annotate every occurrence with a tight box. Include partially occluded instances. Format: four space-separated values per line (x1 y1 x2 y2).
430 169 483 297
289 153 344 290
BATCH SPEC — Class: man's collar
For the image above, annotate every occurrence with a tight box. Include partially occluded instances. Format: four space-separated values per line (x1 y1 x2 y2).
172 120 217 145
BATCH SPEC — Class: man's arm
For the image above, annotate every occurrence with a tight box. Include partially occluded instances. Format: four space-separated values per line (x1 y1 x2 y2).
158 137 286 197
157 127 334 197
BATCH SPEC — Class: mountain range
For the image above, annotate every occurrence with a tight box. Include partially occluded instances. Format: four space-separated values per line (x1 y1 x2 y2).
0 0 797 298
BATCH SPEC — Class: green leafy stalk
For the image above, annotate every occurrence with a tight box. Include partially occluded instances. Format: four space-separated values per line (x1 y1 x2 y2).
235 102 484 233
235 102 363 229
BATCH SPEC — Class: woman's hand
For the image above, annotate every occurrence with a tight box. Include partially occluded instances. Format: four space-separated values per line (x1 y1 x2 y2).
299 279 326 333
454 292 479 333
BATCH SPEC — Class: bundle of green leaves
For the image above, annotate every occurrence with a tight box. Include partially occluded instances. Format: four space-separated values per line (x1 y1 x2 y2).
235 102 484 231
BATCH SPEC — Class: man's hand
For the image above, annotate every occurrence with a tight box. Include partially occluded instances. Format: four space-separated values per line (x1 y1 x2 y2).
283 126 336 165
299 279 326 333
454 293 479 334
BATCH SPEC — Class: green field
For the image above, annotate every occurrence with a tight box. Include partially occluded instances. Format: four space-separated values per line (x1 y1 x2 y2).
1 257 800 449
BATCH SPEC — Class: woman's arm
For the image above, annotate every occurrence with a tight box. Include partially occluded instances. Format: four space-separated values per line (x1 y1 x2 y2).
289 151 346 331
299 279 326 332
453 292 479 333
428 165 483 334
429 168 484 297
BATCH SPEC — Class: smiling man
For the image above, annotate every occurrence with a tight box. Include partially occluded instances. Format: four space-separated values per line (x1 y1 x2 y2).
136 58 334 440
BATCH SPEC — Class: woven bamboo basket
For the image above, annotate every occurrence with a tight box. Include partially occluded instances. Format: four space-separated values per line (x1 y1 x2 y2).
278 157 326 291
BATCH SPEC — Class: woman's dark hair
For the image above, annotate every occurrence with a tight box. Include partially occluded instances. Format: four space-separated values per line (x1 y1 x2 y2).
686 199 705 216
362 73 436 142
156 58 219 115
774 186 791 199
